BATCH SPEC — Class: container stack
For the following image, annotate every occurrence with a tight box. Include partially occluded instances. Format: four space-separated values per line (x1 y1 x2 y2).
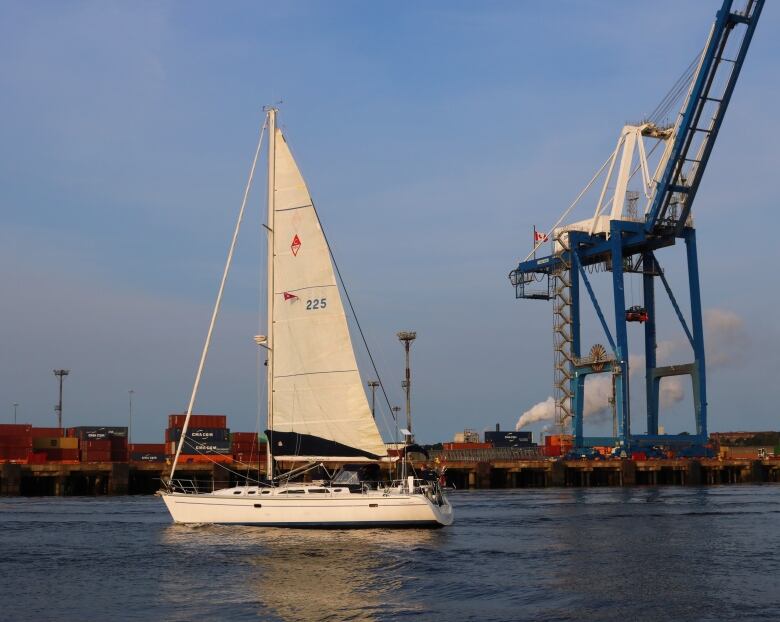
32 436 80 462
166 414 231 463
129 443 166 463
0 424 33 463
231 432 267 463
543 434 573 457
68 427 128 462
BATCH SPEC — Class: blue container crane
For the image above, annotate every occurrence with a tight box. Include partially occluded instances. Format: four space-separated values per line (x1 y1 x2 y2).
509 0 764 451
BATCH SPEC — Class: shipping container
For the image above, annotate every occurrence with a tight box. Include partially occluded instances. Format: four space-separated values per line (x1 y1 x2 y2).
484 430 533 448
0 424 32 434
31 427 65 438
176 454 232 464
130 452 167 462
233 452 265 463
129 443 165 453
168 414 227 429
167 440 232 455
545 434 574 447
0 434 33 448
68 426 128 440
166 427 230 443
44 448 80 461
231 432 260 443
80 439 111 451
33 437 80 450
719 446 772 460
0 447 30 460
27 452 48 464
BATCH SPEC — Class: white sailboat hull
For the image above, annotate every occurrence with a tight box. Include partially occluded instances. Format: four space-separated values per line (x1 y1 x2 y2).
161 489 453 528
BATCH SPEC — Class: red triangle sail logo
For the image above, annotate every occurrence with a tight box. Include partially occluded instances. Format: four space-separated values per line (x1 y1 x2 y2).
291 234 302 256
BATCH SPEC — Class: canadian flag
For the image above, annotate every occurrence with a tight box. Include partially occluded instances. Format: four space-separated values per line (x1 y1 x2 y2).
534 228 549 243
283 292 298 301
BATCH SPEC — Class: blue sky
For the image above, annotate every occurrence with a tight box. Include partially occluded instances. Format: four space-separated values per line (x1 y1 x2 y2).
1 1 778 443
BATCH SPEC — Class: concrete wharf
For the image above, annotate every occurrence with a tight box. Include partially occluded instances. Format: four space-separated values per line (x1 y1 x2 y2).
1 457 779 496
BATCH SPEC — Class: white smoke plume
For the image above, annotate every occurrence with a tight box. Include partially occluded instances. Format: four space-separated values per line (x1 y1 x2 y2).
515 373 617 430
516 308 746 431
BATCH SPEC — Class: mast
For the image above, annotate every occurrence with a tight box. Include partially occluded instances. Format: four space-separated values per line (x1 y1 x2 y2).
266 108 276 481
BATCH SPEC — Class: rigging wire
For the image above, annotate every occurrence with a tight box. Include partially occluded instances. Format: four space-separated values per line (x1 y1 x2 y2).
646 51 702 125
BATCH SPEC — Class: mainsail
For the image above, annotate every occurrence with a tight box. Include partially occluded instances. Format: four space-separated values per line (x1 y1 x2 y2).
268 128 387 460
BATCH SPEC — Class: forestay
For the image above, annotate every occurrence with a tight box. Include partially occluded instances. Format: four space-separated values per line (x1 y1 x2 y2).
268 128 387 460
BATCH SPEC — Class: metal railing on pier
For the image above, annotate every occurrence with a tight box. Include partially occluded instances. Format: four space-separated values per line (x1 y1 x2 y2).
428 447 544 462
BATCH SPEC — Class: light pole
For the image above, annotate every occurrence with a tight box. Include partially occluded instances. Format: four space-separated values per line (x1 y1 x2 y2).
128 390 134 445
53 369 70 429
397 331 416 443
367 380 379 420
13 402 18 424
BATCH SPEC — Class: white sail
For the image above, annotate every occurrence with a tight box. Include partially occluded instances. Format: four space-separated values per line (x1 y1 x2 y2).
270 128 386 460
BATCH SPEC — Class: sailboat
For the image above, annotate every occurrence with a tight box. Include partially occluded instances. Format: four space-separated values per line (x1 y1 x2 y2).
160 108 453 527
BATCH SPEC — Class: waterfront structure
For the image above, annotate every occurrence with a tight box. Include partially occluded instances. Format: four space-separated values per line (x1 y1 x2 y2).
509 0 764 451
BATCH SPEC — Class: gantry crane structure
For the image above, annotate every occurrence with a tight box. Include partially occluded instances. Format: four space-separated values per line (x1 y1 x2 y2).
509 0 764 451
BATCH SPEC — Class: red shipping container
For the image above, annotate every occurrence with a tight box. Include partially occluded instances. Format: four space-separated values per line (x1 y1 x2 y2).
0 447 30 460
631 451 648 461
233 453 264 463
234 445 266 454
231 432 259 443
0 434 33 447
233 449 267 459
45 448 80 461
129 443 165 453
177 454 232 464
31 428 65 438
82 440 112 451
168 414 227 429
0 424 32 434
27 452 48 464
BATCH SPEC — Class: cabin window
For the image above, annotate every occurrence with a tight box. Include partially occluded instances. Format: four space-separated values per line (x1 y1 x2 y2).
280 489 305 494
248 490 256 494
261 490 271 495
233 491 242 495
307 489 328 494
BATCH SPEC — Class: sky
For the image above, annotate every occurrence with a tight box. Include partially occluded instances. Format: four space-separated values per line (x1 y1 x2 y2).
1 1 778 444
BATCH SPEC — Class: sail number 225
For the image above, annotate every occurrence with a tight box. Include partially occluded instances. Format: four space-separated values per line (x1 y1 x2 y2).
306 298 327 310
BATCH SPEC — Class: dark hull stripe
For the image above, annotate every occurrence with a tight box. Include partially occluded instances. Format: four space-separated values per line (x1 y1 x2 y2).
265 430 381 460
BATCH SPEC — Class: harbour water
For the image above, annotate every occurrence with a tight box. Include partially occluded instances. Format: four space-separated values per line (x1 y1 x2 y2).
1 486 779 621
